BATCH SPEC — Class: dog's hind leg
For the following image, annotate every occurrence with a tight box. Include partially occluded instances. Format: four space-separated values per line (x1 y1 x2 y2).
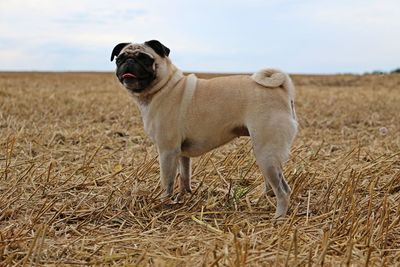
265 175 291 197
248 116 296 218
256 152 291 218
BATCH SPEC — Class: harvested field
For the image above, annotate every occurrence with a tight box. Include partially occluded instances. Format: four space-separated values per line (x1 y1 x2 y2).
1 72 400 266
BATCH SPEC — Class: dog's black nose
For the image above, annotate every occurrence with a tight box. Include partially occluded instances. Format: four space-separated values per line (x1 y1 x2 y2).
126 58 136 64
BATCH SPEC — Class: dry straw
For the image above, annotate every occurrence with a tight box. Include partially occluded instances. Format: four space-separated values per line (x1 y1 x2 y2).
0 72 399 265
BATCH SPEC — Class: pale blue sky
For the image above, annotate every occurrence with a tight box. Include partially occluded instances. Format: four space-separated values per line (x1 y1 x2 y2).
0 0 399 73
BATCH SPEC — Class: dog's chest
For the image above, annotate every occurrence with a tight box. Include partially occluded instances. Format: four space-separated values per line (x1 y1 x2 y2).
138 102 182 146
138 104 157 141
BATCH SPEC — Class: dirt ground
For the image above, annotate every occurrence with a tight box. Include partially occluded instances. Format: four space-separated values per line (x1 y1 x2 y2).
1 72 399 266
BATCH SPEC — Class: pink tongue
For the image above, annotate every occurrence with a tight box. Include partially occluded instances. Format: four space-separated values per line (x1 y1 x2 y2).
122 73 136 78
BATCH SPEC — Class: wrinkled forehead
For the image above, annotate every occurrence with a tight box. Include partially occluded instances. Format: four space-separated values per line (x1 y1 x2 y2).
121 44 154 58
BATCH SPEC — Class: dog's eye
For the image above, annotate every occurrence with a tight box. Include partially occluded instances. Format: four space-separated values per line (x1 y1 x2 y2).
116 54 128 65
116 56 123 64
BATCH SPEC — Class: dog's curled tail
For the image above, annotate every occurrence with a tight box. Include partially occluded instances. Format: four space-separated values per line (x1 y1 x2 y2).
252 68 296 120
251 68 294 97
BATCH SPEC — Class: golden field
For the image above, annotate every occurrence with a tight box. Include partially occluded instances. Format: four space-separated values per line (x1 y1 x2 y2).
0 72 399 266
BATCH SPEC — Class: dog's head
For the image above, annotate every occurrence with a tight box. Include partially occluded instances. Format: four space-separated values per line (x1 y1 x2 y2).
110 40 170 94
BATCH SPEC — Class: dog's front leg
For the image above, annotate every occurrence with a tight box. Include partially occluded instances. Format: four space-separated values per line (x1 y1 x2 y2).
159 149 179 200
179 156 192 194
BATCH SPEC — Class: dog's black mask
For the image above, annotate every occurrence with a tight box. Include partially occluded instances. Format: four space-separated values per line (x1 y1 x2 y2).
115 51 156 93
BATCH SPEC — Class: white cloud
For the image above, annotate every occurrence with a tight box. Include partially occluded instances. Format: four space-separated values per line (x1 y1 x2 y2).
0 0 399 72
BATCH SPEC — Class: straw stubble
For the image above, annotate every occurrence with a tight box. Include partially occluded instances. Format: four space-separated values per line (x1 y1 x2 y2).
0 72 399 265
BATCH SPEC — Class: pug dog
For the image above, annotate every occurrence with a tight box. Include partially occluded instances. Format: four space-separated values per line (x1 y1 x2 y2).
111 40 298 218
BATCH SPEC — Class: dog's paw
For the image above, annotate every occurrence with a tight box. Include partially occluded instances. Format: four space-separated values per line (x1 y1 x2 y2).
266 189 275 197
159 193 175 205
272 215 287 226
173 191 191 204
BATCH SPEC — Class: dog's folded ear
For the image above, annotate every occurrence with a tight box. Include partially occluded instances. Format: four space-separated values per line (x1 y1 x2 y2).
111 43 130 61
145 40 170 57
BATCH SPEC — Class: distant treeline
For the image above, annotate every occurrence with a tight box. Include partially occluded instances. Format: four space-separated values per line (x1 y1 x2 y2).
368 68 400 75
